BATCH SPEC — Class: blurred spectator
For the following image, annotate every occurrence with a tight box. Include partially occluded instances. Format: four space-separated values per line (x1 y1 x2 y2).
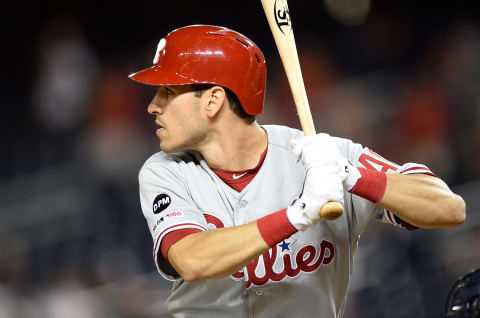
429 22 480 183
312 78 377 145
394 78 455 181
37 270 109 318
94 248 171 317
259 43 338 130
78 66 154 182
32 16 99 134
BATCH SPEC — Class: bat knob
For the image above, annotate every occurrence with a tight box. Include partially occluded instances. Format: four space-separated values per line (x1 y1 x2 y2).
320 201 344 220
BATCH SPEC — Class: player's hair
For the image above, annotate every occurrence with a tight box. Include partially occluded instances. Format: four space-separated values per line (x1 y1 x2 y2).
192 84 255 123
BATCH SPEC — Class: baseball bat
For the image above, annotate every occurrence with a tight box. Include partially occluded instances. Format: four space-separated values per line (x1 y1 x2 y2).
260 0 344 220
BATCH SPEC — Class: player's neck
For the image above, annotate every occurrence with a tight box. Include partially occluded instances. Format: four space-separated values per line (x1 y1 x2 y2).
198 121 268 171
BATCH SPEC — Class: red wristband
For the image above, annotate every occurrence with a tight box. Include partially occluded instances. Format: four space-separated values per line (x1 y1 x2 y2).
349 168 387 203
257 209 298 247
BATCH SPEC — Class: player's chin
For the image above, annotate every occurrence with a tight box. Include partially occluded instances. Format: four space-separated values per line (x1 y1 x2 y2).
157 132 174 152
160 141 183 153
159 142 173 153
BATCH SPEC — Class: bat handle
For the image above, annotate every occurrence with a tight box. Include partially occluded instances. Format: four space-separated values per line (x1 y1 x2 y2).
320 201 344 220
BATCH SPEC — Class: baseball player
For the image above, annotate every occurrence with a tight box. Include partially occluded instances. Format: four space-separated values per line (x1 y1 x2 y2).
129 25 466 318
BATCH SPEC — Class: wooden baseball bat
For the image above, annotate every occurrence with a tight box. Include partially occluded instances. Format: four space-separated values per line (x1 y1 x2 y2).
260 0 344 220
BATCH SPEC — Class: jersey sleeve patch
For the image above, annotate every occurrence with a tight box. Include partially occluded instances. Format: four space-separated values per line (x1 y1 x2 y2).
152 193 172 214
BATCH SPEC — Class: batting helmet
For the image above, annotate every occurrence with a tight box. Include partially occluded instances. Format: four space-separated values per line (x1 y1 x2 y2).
129 25 267 115
446 268 480 317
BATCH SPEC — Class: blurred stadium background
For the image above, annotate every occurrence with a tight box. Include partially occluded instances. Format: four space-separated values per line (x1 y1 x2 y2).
1 1 479 317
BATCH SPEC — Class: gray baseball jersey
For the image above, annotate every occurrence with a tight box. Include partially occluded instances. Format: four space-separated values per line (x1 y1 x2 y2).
138 125 432 318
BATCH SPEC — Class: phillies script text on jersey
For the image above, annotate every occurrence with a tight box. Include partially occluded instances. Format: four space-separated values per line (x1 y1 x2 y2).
232 240 334 288
205 213 335 288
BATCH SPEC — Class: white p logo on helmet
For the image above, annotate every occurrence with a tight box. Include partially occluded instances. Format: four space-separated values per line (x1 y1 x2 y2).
153 38 166 64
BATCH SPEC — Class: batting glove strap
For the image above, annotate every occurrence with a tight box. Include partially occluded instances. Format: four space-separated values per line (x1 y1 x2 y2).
339 157 361 191
286 202 312 231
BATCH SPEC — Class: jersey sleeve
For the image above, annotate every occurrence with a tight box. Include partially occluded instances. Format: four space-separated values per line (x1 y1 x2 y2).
335 138 435 236
139 157 208 281
356 148 436 231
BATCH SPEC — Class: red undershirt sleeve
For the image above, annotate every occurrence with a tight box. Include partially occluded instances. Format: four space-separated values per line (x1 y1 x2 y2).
160 228 203 259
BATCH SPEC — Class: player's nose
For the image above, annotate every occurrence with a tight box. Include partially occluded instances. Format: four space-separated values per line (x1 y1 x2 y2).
148 90 167 115
148 101 164 115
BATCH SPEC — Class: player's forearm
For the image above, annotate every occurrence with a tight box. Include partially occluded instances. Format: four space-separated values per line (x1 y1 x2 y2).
168 222 270 282
378 174 466 229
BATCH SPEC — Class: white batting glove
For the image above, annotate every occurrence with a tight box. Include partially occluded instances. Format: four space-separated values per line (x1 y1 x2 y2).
287 166 345 230
287 134 345 230
338 157 361 191
290 133 340 169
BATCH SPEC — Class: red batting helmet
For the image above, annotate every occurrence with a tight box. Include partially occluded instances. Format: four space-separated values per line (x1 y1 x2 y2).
129 25 267 115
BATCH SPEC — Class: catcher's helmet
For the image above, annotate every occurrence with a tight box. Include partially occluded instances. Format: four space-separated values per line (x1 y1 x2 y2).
446 268 480 317
129 25 267 115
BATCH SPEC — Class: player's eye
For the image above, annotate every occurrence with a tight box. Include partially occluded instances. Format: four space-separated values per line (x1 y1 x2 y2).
159 87 170 99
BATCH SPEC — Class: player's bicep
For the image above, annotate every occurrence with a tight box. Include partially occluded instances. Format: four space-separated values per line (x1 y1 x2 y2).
158 228 203 277
139 164 208 280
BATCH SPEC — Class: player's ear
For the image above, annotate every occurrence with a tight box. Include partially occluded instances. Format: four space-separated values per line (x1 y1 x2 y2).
204 86 226 118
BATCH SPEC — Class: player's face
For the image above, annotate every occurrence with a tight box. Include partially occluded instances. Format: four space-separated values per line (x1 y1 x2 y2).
148 85 208 152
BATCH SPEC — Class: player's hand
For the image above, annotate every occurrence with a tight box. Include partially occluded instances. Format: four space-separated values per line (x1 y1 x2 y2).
338 156 361 191
290 133 340 169
287 165 345 230
287 133 344 230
